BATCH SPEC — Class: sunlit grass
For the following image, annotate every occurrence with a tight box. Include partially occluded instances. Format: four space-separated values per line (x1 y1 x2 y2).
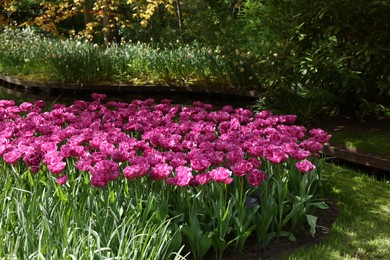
286 163 390 259
329 130 390 157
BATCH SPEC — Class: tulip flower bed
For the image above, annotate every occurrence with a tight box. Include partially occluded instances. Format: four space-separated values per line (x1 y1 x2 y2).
0 93 331 259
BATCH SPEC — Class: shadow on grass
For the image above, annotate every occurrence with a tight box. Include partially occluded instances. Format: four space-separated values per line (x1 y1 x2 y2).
286 164 390 259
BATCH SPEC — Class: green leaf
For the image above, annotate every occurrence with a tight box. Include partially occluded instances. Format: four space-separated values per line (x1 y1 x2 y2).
306 214 318 237
199 235 213 256
181 226 195 243
311 201 328 210
288 233 296 242
109 190 115 204
167 227 182 254
279 231 293 238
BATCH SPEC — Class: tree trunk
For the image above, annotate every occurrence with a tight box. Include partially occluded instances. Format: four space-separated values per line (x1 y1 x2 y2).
83 0 92 26
102 1 111 46
176 0 184 36
102 0 120 46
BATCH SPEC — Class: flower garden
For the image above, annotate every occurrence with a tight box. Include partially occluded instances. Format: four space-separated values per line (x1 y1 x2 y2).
0 93 331 259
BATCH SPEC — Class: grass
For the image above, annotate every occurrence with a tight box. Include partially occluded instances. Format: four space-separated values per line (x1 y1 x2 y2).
0 28 253 87
286 163 390 259
329 130 390 157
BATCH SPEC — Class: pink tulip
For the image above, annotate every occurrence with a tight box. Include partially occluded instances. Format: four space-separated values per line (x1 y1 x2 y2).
56 175 68 185
247 169 267 187
296 160 316 173
0 92 330 187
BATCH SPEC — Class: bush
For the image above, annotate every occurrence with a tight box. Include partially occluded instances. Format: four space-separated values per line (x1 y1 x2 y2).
239 0 390 117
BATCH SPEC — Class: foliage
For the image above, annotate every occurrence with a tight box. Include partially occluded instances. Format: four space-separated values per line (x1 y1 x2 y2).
129 0 175 27
0 0 176 43
3 0 390 116
4 0 389 116
239 0 390 117
0 0 43 30
0 27 49 78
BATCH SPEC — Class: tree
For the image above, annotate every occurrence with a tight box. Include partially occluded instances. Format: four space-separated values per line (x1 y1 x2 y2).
128 0 175 27
9 0 176 45
0 0 29 30
239 0 390 116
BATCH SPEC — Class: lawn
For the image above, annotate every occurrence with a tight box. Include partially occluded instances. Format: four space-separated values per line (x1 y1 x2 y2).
286 163 390 259
308 115 390 158
329 130 390 157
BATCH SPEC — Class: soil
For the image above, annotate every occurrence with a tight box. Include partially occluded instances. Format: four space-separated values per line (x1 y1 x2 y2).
219 199 340 260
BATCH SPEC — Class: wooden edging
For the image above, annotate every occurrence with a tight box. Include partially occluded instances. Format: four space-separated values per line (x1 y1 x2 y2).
322 144 390 172
0 73 262 98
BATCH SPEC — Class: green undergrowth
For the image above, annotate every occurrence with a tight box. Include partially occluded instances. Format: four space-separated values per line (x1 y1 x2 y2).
0 28 255 88
286 163 390 259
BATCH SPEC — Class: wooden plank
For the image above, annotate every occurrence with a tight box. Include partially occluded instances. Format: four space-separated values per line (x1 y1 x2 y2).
0 73 262 98
322 144 390 172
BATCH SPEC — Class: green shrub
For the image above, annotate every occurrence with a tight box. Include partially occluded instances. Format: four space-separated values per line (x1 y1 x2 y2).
239 0 390 117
